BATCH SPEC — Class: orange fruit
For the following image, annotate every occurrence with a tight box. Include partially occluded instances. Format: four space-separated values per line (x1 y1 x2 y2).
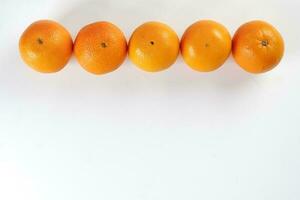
232 20 284 73
74 22 127 75
19 20 73 73
181 20 231 72
128 21 179 72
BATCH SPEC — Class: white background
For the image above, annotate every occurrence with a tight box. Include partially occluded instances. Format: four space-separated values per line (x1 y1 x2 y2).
1 0 300 199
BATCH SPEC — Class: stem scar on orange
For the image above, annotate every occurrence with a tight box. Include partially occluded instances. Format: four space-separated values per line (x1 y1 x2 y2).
180 20 232 72
128 21 179 72
232 20 284 74
19 20 73 73
74 22 127 75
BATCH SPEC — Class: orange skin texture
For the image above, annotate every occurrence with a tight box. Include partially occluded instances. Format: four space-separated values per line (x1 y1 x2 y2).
19 20 73 73
74 22 127 75
181 20 231 72
128 21 179 72
232 20 284 74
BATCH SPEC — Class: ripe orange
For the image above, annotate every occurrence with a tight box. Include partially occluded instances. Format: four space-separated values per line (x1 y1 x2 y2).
232 20 284 73
19 20 73 73
74 22 127 75
128 21 179 72
181 20 231 72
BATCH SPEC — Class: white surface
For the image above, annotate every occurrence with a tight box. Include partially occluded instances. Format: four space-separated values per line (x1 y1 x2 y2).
1 0 300 199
